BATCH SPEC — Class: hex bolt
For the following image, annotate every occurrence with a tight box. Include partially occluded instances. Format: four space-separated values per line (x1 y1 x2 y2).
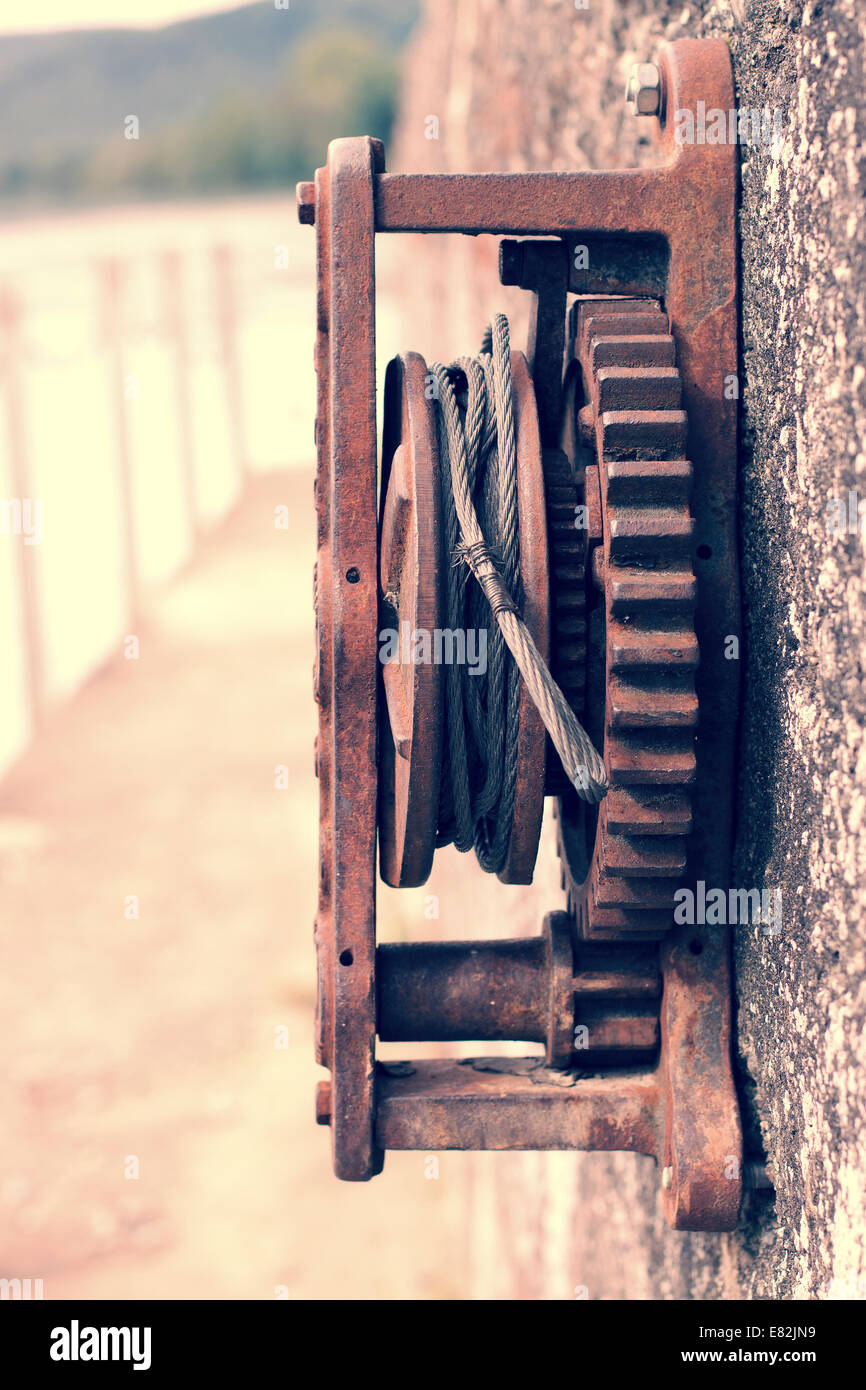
744 1161 773 1190
625 62 661 117
315 1080 332 1126
498 239 525 287
296 181 316 225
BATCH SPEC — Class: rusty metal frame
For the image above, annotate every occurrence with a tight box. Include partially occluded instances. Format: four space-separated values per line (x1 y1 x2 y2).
312 137 384 1181
304 38 742 1228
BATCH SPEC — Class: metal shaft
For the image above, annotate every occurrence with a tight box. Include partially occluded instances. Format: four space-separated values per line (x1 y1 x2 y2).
377 924 661 1062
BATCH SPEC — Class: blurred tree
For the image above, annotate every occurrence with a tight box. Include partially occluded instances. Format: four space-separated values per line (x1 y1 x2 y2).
5 22 402 205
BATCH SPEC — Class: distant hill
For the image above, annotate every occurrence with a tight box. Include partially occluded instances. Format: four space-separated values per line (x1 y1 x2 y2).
0 0 420 202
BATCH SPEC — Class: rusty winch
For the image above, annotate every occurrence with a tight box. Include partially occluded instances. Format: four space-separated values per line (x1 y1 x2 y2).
299 39 746 1230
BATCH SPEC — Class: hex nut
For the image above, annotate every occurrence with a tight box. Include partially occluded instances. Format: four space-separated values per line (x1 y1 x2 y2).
625 62 662 117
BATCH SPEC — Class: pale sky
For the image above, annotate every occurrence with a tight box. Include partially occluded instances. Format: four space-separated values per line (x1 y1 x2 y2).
0 0 254 35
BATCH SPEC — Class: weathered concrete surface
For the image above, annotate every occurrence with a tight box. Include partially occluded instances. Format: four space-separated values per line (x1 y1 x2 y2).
391 0 866 1298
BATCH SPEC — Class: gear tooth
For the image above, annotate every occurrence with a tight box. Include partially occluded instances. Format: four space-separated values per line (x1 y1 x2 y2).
586 907 672 929
578 306 670 358
582 925 669 942
603 834 683 878
601 825 687 878
595 876 682 909
597 367 682 413
549 520 582 541
558 607 587 628
579 298 665 320
606 459 692 505
557 642 587 663
601 410 688 460
608 732 696 785
557 671 587 694
557 659 587 678
552 564 584 586
608 508 693 561
605 787 692 837
556 589 586 613
590 334 677 370
608 568 696 616
608 623 699 671
577 899 671 940
608 675 698 729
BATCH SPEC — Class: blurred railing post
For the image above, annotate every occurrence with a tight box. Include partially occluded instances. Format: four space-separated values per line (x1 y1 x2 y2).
162 250 199 546
99 256 140 625
212 244 248 489
0 284 46 730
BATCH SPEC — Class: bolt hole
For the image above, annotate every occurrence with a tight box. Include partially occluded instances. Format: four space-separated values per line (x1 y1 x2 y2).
339 949 354 967
696 544 712 561
345 567 360 584
689 938 704 955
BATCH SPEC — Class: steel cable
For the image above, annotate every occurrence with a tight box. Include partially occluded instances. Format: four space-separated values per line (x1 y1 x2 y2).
431 313 608 875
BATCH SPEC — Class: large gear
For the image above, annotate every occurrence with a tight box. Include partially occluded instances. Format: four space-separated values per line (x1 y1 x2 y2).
556 298 699 942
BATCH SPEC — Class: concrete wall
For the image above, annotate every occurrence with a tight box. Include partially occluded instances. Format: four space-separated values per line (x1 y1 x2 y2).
389 0 866 1299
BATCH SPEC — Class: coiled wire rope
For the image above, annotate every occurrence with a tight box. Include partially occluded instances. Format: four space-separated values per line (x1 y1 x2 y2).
431 313 608 875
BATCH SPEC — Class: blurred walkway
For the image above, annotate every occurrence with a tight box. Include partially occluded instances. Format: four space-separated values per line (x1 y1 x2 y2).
0 472 468 1300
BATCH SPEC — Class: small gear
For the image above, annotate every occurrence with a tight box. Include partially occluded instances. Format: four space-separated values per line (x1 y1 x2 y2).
556 298 698 941
543 445 587 720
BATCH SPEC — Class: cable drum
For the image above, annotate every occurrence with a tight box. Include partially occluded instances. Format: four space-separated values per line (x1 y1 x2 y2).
430 314 607 877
